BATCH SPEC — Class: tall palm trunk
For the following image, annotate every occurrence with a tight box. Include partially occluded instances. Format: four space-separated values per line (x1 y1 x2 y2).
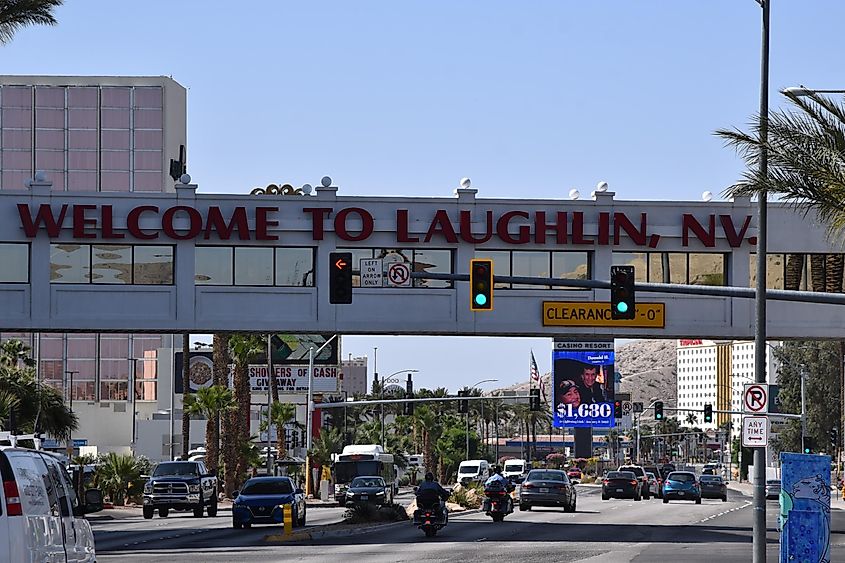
210 333 229 476
233 363 251 486
181 333 191 460
825 254 844 293
811 255 826 292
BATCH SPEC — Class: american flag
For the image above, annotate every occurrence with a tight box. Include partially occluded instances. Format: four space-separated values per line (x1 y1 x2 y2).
530 350 547 401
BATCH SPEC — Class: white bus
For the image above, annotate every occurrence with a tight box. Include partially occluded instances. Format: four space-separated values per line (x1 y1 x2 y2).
333 444 397 501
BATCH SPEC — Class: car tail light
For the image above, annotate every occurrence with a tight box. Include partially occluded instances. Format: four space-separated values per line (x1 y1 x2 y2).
523 483 534 489
3 480 22 516
602 480 608 485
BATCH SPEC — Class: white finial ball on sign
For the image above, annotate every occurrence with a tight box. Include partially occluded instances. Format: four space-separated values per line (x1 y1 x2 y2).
34 170 47 183
180 173 192 185
596 181 609 192
460 177 472 189
702 190 713 202
569 188 580 200
321 176 332 187
302 183 313 194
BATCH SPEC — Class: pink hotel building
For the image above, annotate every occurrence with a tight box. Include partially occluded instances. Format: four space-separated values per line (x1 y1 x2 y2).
0 75 188 457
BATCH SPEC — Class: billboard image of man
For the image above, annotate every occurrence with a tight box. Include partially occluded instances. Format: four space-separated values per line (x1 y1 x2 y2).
577 365 607 404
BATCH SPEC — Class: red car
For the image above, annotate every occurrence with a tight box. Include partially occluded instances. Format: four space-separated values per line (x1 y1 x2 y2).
567 468 582 482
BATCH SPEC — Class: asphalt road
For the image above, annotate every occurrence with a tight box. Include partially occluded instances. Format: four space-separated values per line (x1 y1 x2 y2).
93 486 845 562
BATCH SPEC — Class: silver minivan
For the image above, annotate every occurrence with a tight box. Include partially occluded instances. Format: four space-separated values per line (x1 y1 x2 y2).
0 446 103 562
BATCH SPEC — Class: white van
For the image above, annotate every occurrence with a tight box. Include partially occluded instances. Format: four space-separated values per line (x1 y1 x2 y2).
502 459 529 482
0 447 103 563
457 459 490 485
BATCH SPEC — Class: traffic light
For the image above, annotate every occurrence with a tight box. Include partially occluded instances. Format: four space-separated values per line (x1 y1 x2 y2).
654 401 664 421
614 400 622 419
470 259 494 311
530 388 541 411
610 265 636 320
802 436 814 454
457 390 468 413
329 252 353 304
703 403 713 423
404 375 414 415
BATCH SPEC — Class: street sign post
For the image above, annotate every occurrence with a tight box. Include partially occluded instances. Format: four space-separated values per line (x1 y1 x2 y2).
742 416 769 448
743 384 769 413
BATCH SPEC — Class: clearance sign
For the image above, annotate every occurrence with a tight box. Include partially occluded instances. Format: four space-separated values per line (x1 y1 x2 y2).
542 302 665 328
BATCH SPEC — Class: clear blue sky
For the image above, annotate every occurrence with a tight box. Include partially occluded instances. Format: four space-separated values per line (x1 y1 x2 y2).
5 1 844 391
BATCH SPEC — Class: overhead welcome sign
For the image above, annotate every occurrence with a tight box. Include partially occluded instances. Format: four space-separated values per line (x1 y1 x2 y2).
542 301 665 328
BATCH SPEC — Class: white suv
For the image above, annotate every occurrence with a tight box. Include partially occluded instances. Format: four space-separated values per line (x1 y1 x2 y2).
0 446 103 562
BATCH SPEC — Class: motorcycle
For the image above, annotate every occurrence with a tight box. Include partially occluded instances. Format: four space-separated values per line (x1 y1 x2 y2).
483 479 514 522
412 489 448 538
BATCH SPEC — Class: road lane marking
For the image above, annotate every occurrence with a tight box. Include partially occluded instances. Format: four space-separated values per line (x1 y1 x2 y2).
696 501 752 523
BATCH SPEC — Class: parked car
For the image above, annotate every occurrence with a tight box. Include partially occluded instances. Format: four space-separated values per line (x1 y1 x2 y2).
699 475 727 501
765 479 781 500
0 446 104 562
566 467 583 484
142 460 218 519
344 475 394 507
618 464 650 499
645 472 660 497
519 469 576 512
602 470 641 501
662 471 701 504
232 476 306 529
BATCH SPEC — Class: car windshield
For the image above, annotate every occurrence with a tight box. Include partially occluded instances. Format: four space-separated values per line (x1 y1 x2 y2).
459 465 479 474
668 473 696 483
766 480 781 485
351 477 384 488
607 471 635 480
504 463 523 472
646 472 656 479
700 476 722 483
241 479 293 495
619 466 644 477
152 462 199 477
527 471 565 482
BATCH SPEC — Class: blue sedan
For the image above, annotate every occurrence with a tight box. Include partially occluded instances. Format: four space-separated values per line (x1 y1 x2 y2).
662 471 701 504
232 476 306 529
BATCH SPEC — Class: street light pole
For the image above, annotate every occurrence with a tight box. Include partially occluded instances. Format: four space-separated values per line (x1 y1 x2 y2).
466 379 498 460
305 335 338 497
751 2 770 561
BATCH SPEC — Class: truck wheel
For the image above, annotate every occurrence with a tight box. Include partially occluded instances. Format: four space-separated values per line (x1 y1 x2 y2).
143 506 154 519
207 493 218 517
159 508 169 517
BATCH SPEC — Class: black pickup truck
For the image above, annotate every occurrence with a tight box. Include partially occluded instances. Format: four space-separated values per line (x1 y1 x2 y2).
142 461 218 519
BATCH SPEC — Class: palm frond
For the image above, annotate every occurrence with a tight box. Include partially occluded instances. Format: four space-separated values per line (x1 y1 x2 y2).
0 0 63 44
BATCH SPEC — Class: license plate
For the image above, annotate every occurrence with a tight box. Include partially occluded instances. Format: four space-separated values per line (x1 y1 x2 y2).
678 492 685 496
616 489 623 492
539 488 549 493
361 495 368 501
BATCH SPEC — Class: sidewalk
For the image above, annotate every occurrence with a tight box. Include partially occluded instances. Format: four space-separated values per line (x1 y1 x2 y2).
727 480 845 510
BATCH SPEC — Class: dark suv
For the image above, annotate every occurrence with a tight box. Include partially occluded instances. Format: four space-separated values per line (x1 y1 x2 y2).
617 465 650 500
143 461 218 519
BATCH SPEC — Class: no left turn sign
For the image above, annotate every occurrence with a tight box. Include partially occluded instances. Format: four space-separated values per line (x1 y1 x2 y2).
743 384 768 413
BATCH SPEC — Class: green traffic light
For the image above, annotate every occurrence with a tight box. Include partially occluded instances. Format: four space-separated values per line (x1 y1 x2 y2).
475 294 487 306
616 302 629 313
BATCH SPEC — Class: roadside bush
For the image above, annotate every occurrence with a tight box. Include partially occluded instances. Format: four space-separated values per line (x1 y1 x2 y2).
449 482 482 509
399 474 411 486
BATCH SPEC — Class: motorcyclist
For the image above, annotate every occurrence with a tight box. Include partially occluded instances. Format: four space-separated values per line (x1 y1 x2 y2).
416 472 450 520
484 465 514 512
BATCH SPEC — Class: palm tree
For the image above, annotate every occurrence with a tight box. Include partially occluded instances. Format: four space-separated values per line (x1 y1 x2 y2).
685 413 698 426
0 365 77 439
0 339 36 368
96 452 142 506
0 0 63 45
183 385 235 475
181 333 191 460
309 427 343 480
268 401 296 461
228 334 265 490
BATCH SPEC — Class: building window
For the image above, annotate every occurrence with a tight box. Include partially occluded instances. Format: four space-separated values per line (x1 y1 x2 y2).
132 335 160 402
195 246 316 286
0 243 29 282
38 333 64 394
67 333 96 401
51 244 174 284
100 334 129 401
473 250 590 289
614 252 727 285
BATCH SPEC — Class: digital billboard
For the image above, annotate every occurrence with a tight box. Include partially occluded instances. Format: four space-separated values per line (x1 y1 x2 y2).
552 340 615 428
